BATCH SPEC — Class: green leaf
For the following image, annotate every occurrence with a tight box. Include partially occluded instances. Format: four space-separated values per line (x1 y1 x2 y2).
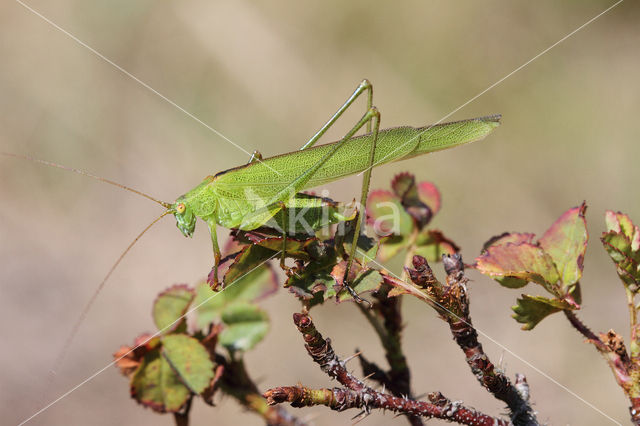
161 334 215 394
512 295 574 330
194 261 276 331
366 190 413 237
219 303 269 352
153 285 195 334
377 234 408 262
285 255 337 307
601 211 640 289
606 211 638 245
475 242 560 293
131 349 190 413
539 203 588 291
224 244 278 285
414 229 459 263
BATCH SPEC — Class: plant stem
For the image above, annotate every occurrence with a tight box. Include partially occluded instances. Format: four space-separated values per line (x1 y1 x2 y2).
272 312 511 426
405 255 538 426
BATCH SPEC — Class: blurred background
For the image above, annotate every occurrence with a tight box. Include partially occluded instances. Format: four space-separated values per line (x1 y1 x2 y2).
1 1 639 424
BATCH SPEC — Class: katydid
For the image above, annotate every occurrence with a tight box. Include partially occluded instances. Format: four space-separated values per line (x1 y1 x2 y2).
170 80 500 293
3 79 500 354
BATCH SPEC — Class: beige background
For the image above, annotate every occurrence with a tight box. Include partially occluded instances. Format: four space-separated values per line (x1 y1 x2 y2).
2 1 639 425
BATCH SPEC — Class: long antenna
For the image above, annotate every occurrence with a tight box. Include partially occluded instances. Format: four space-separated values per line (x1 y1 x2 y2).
53 210 173 369
1 152 172 208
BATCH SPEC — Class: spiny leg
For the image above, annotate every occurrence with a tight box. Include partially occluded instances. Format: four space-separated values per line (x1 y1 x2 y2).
341 107 381 305
299 79 372 150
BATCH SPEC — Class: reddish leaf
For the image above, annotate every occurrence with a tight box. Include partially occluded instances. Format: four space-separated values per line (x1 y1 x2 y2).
539 203 588 290
482 232 536 252
366 190 413 237
391 172 416 200
416 181 441 215
391 173 433 228
602 211 640 289
475 243 560 292
414 229 459 262
114 334 160 377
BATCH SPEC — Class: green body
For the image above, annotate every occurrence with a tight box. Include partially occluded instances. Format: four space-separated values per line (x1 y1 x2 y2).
172 115 500 236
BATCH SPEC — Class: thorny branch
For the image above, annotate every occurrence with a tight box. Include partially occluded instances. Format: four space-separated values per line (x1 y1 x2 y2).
404 254 538 426
358 284 422 426
564 310 640 424
264 312 511 426
214 355 307 426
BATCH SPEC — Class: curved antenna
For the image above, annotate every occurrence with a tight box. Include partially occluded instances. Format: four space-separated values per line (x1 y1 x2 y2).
53 210 173 370
1 152 172 209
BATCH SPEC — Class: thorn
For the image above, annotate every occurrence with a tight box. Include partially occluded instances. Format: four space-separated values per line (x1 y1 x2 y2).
351 410 370 425
362 372 376 381
343 351 362 364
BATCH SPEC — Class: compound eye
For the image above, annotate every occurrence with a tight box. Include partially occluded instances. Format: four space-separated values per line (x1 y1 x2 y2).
176 203 186 214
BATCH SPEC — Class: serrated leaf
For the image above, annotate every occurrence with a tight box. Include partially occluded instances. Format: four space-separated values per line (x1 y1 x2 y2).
366 190 413 237
539 203 588 290
482 232 536 252
219 303 269 352
153 285 195 334
131 349 190 413
602 227 640 289
414 229 459 262
194 261 276 331
512 295 574 330
605 211 637 244
161 335 215 394
475 243 560 292
161 334 215 394
605 211 640 251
